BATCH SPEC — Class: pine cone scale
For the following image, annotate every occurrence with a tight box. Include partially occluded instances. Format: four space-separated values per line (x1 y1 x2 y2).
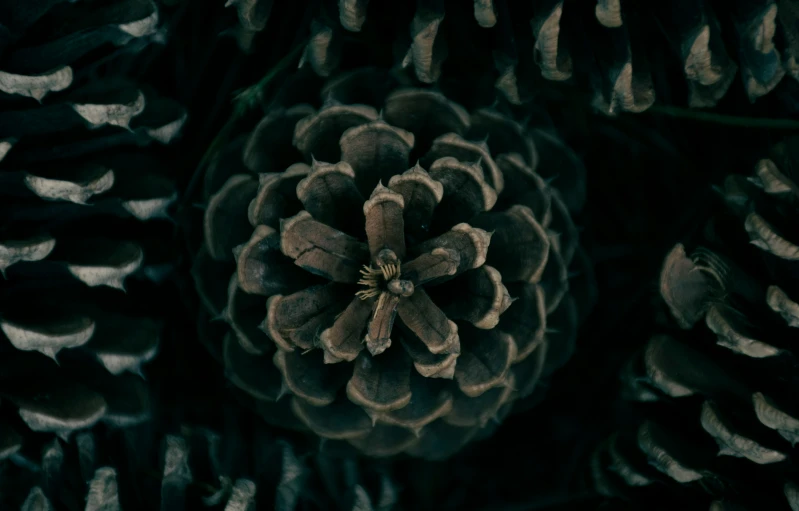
428 157 497 229
280 210 369 283
400 248 460 287
264 283 348 352
437 265 511 329
290 394 372 440
499 282 546 362
246 164 310 232
399 332 458 379
454 327 516 398
235 225 313 297
394 288 458 356
230 288 273 353
386 164 442 245
295 161 365 235
293 104 379 163
9 369 107 435
377 374 452 429
473 205 551 283
363 184 406 260
339 122 415 196
363 293 398 356
319 297 370 363
204 174 258 261
346 348 413 413
381 90 470 155
423 133 504 193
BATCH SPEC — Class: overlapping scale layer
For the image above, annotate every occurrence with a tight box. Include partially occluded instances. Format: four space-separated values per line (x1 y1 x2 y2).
1 417 397 511
226 0 799 113
0 0 185 494
593 139 799 510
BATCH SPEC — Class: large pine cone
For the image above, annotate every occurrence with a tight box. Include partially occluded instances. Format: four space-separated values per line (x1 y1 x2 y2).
0 0 185 480
592 139 799 509
228 0 799 113
193 68 594 459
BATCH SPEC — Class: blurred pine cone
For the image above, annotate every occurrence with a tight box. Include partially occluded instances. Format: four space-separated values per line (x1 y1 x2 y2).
233 0 799 113
0 0 185 485
192 67 595 460
158 421 400 511
591 138 799 509
1 416 398 511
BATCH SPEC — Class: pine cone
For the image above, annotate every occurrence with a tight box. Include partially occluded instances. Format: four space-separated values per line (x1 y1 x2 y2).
2 419 397 511
2 426 156 510
592 138 799 509
277 0 799 113
193 67 595 459
0 0 185 475
157 429 397 511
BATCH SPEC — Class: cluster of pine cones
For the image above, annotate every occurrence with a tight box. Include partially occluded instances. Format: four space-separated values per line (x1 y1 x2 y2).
1 1 798 510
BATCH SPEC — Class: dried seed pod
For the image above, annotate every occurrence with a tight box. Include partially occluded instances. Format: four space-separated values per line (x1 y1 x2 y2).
0 0 185 487
594 137 799 509
194 68 593 459
1 410 399 511
271 1 799 112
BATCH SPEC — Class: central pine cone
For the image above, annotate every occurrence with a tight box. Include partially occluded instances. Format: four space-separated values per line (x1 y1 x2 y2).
195 69 593 459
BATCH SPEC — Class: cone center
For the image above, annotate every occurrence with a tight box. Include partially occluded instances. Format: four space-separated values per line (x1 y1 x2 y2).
356 249 414 300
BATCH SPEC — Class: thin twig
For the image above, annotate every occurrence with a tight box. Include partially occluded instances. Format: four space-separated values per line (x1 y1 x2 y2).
530 83 799 130
178 38 309 211
646 104 799 129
